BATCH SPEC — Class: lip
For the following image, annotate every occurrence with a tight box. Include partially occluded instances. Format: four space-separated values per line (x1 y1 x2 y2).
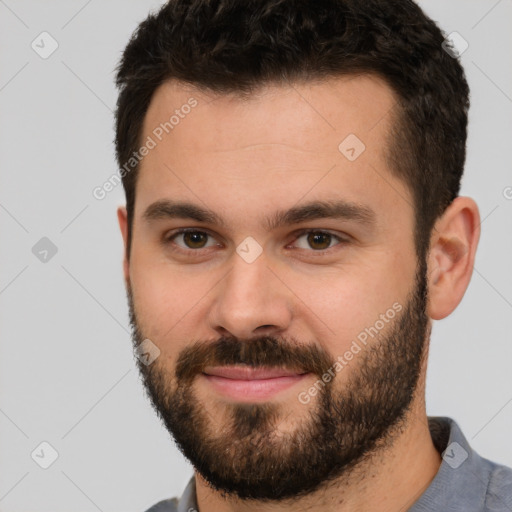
203 365 307 380
201 365 311 401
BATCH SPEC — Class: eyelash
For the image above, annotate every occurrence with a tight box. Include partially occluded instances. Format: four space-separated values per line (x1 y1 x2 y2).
163 228 348 256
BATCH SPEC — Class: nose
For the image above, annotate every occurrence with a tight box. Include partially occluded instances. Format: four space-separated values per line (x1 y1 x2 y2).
207 248 293 340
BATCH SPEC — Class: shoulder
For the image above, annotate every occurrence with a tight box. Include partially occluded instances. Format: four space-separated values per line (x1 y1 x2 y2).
142 476 196 512
143 497 179 512
483 459 512 511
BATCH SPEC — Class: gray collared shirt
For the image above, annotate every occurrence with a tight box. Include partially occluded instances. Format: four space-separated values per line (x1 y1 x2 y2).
144 416 512 512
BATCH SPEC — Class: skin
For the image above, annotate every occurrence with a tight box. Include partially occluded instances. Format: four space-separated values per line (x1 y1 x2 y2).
118 74 480 512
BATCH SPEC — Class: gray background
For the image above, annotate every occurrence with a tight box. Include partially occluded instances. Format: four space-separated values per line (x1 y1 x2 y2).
0 1 511 511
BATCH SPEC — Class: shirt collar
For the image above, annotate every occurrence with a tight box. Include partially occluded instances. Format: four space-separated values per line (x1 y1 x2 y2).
176 474 197 512
409 415 493 511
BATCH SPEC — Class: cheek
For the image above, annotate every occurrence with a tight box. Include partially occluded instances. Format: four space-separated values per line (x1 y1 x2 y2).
129 253 185 338
129 250 221 347
288 256 411 355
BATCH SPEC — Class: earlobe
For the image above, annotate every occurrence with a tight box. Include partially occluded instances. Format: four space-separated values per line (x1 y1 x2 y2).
426 197 480 320
117 206 130 284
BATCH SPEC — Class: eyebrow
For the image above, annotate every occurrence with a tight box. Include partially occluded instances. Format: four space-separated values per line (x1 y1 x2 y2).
142 198 376 231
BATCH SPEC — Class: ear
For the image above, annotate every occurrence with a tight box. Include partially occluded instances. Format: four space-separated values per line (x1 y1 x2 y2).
117 206 130 285
426 196 480 320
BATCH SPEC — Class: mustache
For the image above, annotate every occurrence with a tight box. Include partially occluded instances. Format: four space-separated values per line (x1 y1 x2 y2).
174 335 336 384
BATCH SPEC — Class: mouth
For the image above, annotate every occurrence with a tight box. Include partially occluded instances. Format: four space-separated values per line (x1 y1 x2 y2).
201 365 311 401
203 365 309 380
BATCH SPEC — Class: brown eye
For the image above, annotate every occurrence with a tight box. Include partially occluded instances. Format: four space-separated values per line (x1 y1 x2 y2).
182 231 209 249
291 230 348 253
307 232 332 250
166 229 217 251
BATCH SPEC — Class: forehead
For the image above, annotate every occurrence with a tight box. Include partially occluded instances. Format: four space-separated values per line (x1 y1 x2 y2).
142 74 398 151
135 74 412 230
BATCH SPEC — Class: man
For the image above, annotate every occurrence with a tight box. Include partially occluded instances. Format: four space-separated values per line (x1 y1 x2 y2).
114 0 512 511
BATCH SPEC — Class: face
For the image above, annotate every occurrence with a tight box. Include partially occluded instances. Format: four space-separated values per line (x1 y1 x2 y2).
120 75 431 501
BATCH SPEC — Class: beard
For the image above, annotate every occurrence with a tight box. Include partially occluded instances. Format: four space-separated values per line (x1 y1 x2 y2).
126 254 430 503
